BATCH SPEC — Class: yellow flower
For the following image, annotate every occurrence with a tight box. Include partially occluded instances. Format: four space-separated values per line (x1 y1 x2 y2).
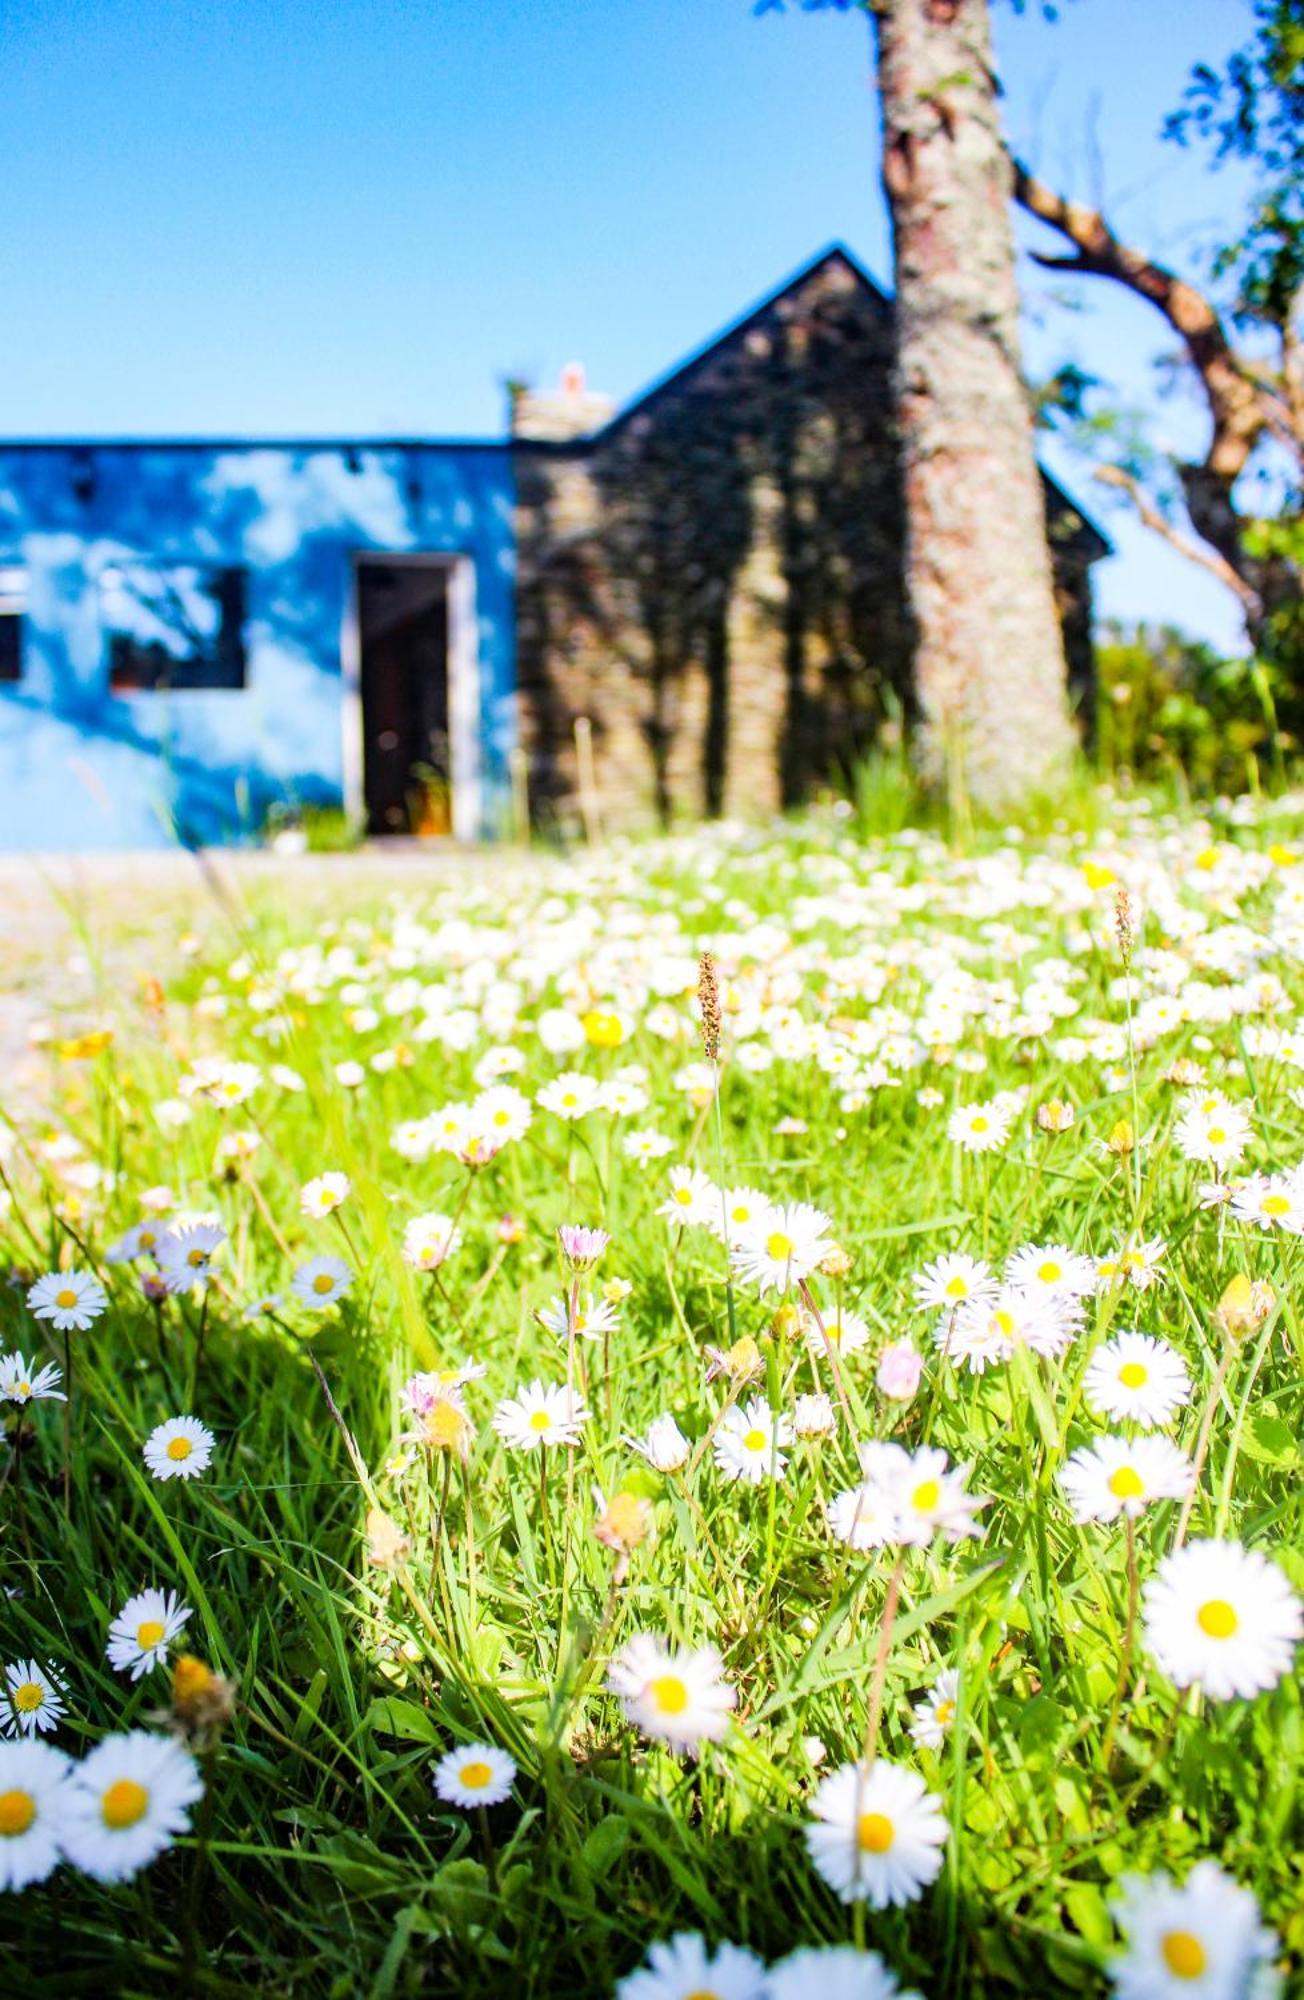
1106 1120 1135 1157
56 1029 114 1060
1267 842 1298 867
1213 1273 1274 1340
581 1010 625 1049
1082 860 1117 890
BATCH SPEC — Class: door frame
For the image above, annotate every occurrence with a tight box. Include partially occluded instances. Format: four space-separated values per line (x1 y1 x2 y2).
341 551 480 839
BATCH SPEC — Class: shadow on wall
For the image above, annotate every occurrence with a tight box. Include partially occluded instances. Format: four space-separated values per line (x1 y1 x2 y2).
0 443 515 850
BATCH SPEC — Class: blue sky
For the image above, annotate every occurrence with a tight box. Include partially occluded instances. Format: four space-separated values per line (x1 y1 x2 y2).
0 0 1255 649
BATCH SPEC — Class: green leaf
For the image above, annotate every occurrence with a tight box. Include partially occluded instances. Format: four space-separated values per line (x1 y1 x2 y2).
581 1814 631 1876
365 1695 441 1742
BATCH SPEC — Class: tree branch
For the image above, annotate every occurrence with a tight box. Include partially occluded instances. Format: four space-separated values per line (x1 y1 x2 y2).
1092 465 1262 617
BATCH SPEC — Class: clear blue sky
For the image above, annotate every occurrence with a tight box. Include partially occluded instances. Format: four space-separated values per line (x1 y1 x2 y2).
0 0 1255 650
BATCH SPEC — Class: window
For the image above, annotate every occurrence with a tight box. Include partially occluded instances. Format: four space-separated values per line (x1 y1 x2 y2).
102 563 247 692
0 566 25 684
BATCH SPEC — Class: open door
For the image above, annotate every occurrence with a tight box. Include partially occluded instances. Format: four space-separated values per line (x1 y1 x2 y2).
357 558 451 835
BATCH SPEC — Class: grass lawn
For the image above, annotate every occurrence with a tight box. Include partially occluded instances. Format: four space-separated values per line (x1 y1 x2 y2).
1 791 1302 1997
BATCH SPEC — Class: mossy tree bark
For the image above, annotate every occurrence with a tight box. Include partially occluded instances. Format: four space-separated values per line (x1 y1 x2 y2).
870 0 1076 807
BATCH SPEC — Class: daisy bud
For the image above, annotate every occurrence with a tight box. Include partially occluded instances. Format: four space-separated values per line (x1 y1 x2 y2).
558 1224 610 1272
141 1273 169 1305
1036 1098 1075 1134
594 1490 651 1553
602 1276 633 1305
168 1655 235 1742
422 1398 473 1458
365 1507 411 1570
1213 1273 1274 1341
497 1214 526 1245
1165 1057 1204 1086
770 1302 804 1345
818 1244 853 1279
1106 1119 1135 1158
875 1339 923 1402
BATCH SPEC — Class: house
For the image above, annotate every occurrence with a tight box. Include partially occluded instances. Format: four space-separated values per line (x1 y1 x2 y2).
0 248 1106 850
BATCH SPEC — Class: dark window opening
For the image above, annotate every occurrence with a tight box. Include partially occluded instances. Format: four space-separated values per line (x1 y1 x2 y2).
0 615 20 684
105 564 248 692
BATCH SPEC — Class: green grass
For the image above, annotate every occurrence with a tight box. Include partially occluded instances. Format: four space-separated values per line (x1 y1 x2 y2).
2 791 1303 1996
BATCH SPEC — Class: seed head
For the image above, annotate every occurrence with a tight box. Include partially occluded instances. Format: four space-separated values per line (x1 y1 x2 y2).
697 952 722 1064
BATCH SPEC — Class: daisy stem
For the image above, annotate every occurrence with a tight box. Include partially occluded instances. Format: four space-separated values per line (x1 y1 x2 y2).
476 1802 500 1892
710 1065 738 1350
1172 1342 1236 1551
861 1550 906 1771
189 1288 210 1408
1101 1513 1138 1769
180 1746 218 1988
797 1279 855 1442
62 1327 73 1520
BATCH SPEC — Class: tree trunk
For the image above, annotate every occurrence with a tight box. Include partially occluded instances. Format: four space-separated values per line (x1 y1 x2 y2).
871 0 1076 807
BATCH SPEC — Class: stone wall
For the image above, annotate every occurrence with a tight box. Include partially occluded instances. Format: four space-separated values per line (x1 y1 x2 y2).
513 251 1102 832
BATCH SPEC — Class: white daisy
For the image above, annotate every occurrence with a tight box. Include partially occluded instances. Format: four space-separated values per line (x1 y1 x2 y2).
431 1742 517 1808
1060 1435 1193 1524
805 1759 947 1907
536 1293 619 1344
290 1255 353 1307
805 1306 872 1359
766 1945 923 2000
143 1415 215 1483
1173 1094 1252 1170
826 1477 900 1553
912 1252 997 1313
1084 1333 1191 1429
2 1660 67 1739
1004 1243 1098 1299
1142 1539 1302 1700
492 1379 590 1451
1230 1168 1304 1233
712 1398 794 1484
59 1730 204 1883
704 1185 770 1246
656 1165 718 1229
946 1100 1011 1153
156 1222 227 1294
0 1353 65 1404
607 1633 735 1751
614 1931 766 2000
106 1588 192 1680
626 1414 691 1473
1109 1858 1282 1999
26 1270 107 1331
300 1171 351 1219
536 1071 601 1120
730 1202 833 1296
793 1392 836 1437
909 1669 960 1751
401 1213 464 1272
0 1737 72 1891
868 1442 988 1545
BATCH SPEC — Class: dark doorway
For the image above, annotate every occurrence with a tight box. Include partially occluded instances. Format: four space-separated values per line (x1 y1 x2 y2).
357 559 451 835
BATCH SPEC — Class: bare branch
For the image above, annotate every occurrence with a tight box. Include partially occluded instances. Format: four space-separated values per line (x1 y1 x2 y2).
1093 466 1262 617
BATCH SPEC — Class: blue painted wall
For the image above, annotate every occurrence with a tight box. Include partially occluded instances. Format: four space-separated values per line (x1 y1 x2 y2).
0 442 516 849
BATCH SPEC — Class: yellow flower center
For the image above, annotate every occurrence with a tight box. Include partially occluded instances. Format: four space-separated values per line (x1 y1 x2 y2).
187 1248 207 1268
136 1620 166 1649
1107 1465 1144 1500
0 1789 35 1836
993 1311 1014 1337
1036 1261 1062 1283
1161 1930 1208 1979
55 1288 78 1309
743 1429 767 1452
312 1273 334 1294
674 1188 692 1205
1118 1362 1148 1389
101 1779 149 1830
856 1812 894 1853
13 1682 44 1713
944 1275 967 1298
1262 1194 1290 1216
16 1384 30 1399
1207 1127 1226 1145
912 1479 941 1513
648 1674 689 1715
970 1116 989 1134
1196 1598 1238 1640
528 1409 552 1433
166 1436 193 1461
459 1761 492 1789
766 1231 794 1260
935 1700 955 1726
493 1110 510 1126
140 1229 157 1248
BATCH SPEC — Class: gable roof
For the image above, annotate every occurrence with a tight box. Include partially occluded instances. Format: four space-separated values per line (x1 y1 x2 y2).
593 241 887 448
582 241 1109 561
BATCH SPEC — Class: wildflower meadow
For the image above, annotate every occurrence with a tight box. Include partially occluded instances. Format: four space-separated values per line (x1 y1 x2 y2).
2 792 1303 1997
